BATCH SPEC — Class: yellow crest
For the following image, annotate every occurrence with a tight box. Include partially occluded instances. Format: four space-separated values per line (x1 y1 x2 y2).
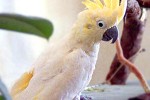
82 0 127 24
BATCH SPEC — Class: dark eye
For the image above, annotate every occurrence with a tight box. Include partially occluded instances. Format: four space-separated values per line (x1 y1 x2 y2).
97 20 105 28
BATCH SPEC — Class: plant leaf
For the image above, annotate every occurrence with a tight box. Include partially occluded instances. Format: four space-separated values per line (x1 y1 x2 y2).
0 96 4 100
0 13 53 39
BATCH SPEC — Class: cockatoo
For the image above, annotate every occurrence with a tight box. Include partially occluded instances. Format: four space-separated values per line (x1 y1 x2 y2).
11 0 127 100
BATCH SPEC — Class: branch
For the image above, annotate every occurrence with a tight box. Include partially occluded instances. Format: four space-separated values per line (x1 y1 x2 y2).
137 0 150 8
115 39 150 93
106 0 147 84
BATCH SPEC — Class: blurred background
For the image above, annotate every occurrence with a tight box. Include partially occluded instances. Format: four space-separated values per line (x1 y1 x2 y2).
0 0 150 90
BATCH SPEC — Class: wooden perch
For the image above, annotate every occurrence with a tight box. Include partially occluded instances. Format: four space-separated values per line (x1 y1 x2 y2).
137 0 150 8
106 0 147 84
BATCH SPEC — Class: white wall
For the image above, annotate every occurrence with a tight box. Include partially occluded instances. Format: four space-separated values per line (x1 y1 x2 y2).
0 0 48 89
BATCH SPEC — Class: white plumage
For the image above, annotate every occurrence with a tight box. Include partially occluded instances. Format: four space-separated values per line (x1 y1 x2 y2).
12 31 100 99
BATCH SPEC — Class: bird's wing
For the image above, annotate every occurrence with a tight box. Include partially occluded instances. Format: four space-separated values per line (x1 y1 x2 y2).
37 48 94 100
11 45 96 100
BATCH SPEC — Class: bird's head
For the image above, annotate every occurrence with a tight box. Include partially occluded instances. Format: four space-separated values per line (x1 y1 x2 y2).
76 0 127 43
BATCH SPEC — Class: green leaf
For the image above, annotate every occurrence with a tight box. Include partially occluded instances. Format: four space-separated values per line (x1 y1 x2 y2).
0 96 4 100
0 13 53 39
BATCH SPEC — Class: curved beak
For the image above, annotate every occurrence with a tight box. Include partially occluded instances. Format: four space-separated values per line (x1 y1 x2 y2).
102 26 118 43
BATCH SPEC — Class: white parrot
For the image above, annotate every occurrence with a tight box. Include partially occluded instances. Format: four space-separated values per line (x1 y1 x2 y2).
11 0 127 100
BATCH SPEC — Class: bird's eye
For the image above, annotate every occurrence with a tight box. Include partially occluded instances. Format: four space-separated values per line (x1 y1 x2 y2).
97 20 105 28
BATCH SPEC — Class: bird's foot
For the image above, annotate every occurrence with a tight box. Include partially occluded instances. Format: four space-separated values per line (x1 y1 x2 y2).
80 95 93 100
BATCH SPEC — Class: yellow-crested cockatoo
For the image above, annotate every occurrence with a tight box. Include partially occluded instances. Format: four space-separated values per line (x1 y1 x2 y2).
11 0 127 99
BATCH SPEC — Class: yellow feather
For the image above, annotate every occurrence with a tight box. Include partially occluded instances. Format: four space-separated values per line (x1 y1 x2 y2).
82 1 99 9
11 69 34 97
117 0 127 23
82 0 127 24
104 0 111 8
82 0 103 10
111 0 119 10
93 0 103 8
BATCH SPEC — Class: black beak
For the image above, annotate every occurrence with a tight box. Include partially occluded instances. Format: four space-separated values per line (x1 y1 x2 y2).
102 26 118 43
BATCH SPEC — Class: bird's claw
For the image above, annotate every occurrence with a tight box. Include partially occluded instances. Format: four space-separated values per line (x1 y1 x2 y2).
80 95 93 100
